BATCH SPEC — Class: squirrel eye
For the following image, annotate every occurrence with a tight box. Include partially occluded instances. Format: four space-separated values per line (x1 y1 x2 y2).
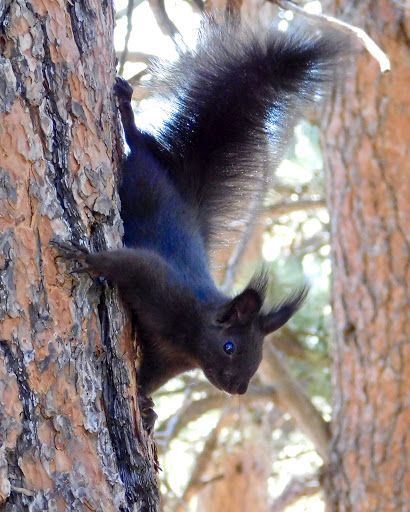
223 340 236 355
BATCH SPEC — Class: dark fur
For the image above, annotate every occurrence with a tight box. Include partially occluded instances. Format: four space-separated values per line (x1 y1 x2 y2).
63 18 349 399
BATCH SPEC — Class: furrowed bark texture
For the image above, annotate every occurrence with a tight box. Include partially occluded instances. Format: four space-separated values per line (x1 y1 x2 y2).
322 2 410 511
0 1 159 511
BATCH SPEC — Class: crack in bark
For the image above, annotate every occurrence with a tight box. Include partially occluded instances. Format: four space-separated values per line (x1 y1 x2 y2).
0 4 11 28
0 231 22 321
26 230 52 337
0 340 38 510
36 18 85 241
67 2 97 58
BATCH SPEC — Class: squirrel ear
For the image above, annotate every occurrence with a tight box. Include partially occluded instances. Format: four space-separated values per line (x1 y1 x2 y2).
218 289 263 326
259 287 308 334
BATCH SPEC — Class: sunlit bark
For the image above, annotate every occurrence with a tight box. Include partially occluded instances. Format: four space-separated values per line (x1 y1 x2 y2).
0 1 159 510
322 2 410 510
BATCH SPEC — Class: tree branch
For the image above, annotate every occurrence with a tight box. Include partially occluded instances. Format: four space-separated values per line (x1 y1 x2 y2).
270 473 321 512
269 327 329 366
156 386 277 445
148 0 185 49
292 231 329 257
176 413 232 512
272 0 390 72
119 0 135 75
189 0 205 12
116 51 157 65
115 0 145 20
265 198 326 217
259 344 331 462
116 0 204 19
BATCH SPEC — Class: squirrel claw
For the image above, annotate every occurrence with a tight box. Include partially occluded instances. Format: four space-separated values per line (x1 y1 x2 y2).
50 239 92 275
114 76 133 103
50 239 89 259
138 393 158 434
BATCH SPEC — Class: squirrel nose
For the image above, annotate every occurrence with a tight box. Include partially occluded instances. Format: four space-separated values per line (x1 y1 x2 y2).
236 382 248 395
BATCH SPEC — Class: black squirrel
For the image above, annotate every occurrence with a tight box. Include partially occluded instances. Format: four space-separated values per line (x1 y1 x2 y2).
55 17 348 427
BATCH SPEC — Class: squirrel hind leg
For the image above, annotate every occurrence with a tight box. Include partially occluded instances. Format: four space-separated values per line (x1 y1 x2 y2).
114 76 166 158
138 393 158 434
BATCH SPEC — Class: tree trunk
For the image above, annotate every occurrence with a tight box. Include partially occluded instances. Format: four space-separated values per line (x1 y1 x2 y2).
0 1 159 510
322 2 410 511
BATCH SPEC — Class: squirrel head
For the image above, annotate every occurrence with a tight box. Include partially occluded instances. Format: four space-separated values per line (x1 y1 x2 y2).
197 276 308 395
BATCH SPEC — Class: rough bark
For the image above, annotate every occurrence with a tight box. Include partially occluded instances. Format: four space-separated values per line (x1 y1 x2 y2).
0 1 159 511
321 2 410 511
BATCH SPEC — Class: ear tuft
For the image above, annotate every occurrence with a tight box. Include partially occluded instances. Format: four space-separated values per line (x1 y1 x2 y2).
248 268 269 301
259 286 308 334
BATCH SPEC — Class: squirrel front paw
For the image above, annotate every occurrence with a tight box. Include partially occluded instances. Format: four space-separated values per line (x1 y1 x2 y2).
114 76 133 103
50 238 91 274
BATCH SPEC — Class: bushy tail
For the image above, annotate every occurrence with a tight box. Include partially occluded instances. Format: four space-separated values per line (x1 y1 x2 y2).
151 17 350 246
